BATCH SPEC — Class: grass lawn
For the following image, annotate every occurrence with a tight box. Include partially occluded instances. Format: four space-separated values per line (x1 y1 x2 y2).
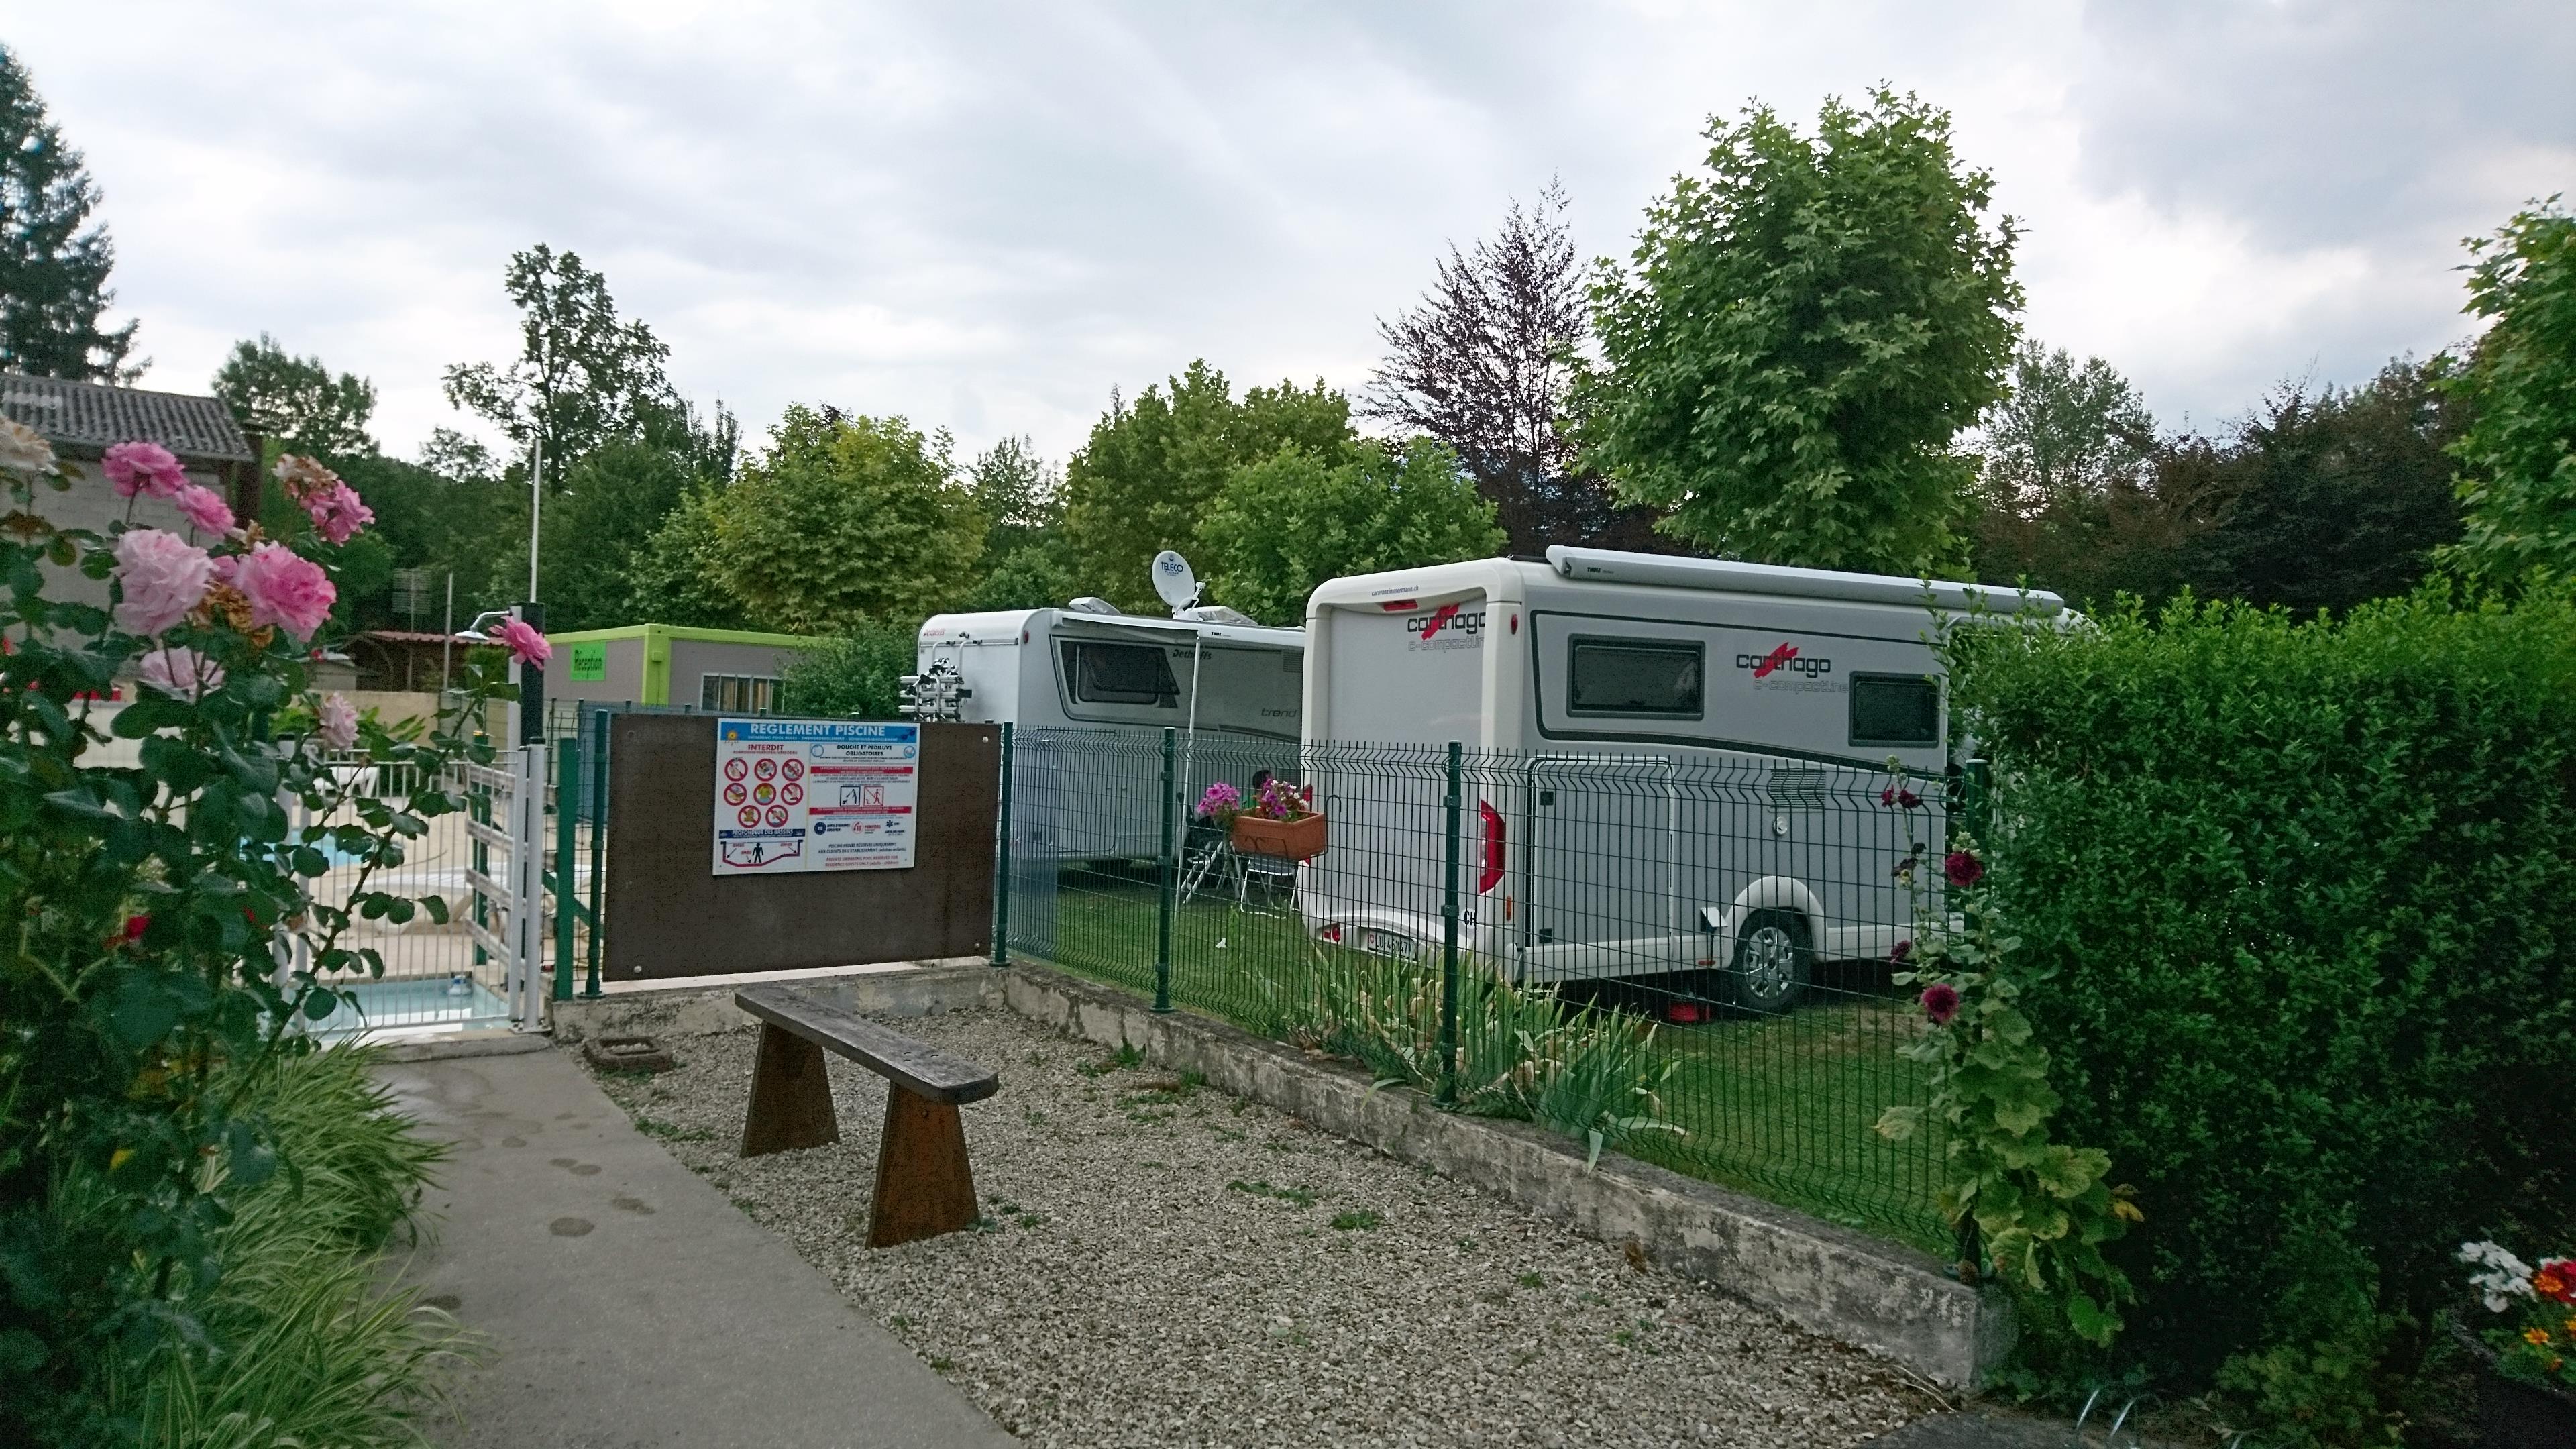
1015 862 1949 1252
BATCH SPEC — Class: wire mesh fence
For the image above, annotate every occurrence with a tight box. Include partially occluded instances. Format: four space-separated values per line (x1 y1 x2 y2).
1000 725 1953 1248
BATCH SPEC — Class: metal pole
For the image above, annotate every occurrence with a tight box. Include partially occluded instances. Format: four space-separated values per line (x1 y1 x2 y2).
1155 725 1175 1013
1440 741 1462 1107
584 705 608 998
553 735 578 1000
991 722 1014 969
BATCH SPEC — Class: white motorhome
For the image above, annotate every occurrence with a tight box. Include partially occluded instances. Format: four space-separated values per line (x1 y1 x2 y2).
1297 546 2061 1010
915 602 1304 858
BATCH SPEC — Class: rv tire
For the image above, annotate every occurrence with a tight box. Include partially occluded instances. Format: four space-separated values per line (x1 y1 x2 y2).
1727 909 1811 1015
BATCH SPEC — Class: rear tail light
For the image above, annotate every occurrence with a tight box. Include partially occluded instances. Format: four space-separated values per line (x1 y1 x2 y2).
1477 800 1505 893
1318 923 1343 944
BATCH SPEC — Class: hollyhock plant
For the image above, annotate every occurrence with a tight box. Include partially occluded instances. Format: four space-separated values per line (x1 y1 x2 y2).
104 441 188 499
1919 981 1961 1025
172 483 234 537
233 542 337 640
317 692 359 751
111 528 215 636
1943 850 1984 888
134 645 225 701
488 617 551 667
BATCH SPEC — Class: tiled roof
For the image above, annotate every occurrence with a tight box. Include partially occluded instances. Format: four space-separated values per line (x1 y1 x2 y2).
0 372 254 463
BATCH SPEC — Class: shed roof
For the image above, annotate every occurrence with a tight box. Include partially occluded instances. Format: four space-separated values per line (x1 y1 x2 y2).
0 372 255 464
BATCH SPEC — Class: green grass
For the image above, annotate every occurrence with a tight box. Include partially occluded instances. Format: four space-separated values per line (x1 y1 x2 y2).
1024 863 1947 1250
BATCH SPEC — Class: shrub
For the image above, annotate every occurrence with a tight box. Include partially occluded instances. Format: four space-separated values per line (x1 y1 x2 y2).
777 619 920 719
1949 590 2576 1432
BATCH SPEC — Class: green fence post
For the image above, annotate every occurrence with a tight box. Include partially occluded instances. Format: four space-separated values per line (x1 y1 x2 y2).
552 737 578 1001
1155 725 1176 1013
584 706 609 998
470 777 490 969
1439 741 1462 1107
991 722 1014 969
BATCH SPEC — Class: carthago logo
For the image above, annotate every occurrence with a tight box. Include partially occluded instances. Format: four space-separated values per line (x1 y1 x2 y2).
1737 642 1831 678
1407 604 1485 641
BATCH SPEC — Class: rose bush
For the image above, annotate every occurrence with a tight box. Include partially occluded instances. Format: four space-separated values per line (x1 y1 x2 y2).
0 431 515 1446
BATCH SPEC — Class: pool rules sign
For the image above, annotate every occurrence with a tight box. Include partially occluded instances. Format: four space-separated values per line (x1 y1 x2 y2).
712 719 920 875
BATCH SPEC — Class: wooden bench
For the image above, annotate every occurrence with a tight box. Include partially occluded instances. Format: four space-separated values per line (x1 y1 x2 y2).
732 985 1001 1248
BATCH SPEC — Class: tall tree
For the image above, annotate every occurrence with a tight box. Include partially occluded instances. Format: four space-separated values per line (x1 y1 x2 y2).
0 46 139 381
2441 203 2576 588
625 482 755 630
441 244 672 488
958 435 1078 612
211 334 378 454
1366 183 1660 554
702 406 984 633
1974 341 2155 516
535 401 738 630
1062 361 1356 612
1581 89 2021 574
1195 439 1507 625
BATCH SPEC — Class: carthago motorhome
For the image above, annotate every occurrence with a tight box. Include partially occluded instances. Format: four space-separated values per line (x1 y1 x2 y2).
913 600 1303 858
1297 545 2061 1011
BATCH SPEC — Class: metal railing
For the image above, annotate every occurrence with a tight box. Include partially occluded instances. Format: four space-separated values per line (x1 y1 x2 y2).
997 726 1952 1248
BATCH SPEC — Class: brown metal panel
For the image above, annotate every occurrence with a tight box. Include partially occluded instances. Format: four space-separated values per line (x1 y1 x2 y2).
603 715 998 979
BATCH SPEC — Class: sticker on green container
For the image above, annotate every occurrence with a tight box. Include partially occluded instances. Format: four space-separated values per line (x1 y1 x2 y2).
570 643 606 682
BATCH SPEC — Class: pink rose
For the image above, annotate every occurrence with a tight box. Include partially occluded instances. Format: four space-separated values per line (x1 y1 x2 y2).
233 543 336 641
104 441 189 499
111 528 215 636
305 480 374 545
172 484 235 537
488 617 551 667
317 692 359 751
135 645 225 701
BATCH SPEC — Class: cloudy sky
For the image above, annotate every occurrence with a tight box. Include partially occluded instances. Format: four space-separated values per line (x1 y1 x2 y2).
11 1 2571 466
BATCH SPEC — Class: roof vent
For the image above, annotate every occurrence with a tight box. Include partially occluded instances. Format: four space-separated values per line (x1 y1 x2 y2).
1065 596 1120 615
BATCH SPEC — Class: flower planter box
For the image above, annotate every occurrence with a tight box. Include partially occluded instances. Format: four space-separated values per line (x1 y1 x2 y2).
1231 810 1326 861
2453 1320 2576 1449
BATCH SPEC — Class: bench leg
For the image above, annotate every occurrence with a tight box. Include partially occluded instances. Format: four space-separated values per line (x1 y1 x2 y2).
740 1023 839 1157
867 1087 978 1248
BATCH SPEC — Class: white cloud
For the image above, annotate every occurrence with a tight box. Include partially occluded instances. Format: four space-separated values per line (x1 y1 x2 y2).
11 0 2567 464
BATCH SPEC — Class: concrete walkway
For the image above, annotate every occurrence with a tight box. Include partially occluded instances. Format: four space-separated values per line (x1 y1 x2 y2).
380 1045 1014 1449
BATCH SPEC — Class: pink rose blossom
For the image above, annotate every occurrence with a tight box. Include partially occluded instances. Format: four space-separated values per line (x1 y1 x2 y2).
488 617 551 667
172 484 235 537
317 692 359 751
111 528 215 636
104 441 189 499
233 542 336 641
135 645 225 701
274 454 339 505
305 480 374 544
1919 982 1962 1026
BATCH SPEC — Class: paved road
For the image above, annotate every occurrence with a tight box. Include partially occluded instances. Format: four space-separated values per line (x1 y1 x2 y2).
382 1045 1013 1449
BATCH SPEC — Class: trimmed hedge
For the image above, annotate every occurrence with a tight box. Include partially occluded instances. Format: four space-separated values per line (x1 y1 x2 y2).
1950 592 2576 1411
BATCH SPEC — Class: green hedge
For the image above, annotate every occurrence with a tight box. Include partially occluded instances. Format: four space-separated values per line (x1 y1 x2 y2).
1950 592 2576 1415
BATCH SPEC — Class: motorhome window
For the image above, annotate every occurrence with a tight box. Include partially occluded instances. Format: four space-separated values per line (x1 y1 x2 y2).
1849 674 1939 746
700 674 782 714
1567 639 1703 717
1065 641 1179 706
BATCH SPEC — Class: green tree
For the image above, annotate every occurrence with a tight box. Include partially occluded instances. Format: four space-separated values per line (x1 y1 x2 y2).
777 623 918 719
533 400 737 630
704 407 983 633
959 435 1078 612
0 45 139 381
1974 341 2155 516
211 333 378 454
1581 89 2021 573
1063 361 1356 610
2443 202 2576 588
1195 438 1506 625
441 244 674 487
625 482 755 629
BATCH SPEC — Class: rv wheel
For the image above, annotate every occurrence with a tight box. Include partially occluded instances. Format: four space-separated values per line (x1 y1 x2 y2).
1727 910 1811 1014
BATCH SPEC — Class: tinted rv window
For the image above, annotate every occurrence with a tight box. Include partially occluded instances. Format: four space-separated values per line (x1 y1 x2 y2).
1568 639 1703 717
1063 641 1179 706
1849 674 1939 746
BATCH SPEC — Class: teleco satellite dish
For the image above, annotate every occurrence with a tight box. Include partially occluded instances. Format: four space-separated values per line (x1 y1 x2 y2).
1151 550 1200 614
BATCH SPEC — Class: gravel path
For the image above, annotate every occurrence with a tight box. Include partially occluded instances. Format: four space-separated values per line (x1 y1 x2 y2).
584 1006 1927 1449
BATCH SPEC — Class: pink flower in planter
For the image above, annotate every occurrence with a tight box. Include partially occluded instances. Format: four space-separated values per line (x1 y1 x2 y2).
305 480 374 545
317 692 359 751
488 617 551 667
104 441 188 499
1919 982 1962 1026
111 528 215 636
233 542 336 640
135 644 225 701
1943 851 1985 888
172 484 234 537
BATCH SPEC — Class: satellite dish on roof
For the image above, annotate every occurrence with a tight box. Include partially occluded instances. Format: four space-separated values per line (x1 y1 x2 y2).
1150 550 1200 614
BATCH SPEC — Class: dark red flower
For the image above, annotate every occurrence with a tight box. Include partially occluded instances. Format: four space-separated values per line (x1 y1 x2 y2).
1919 983 1962 1026
1890 938 1913 965
123 914 148 941
1942 851 1984 888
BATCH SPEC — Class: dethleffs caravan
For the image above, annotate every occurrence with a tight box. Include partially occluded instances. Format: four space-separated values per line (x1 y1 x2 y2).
1296 545 2061 1010
912 599 1303 858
